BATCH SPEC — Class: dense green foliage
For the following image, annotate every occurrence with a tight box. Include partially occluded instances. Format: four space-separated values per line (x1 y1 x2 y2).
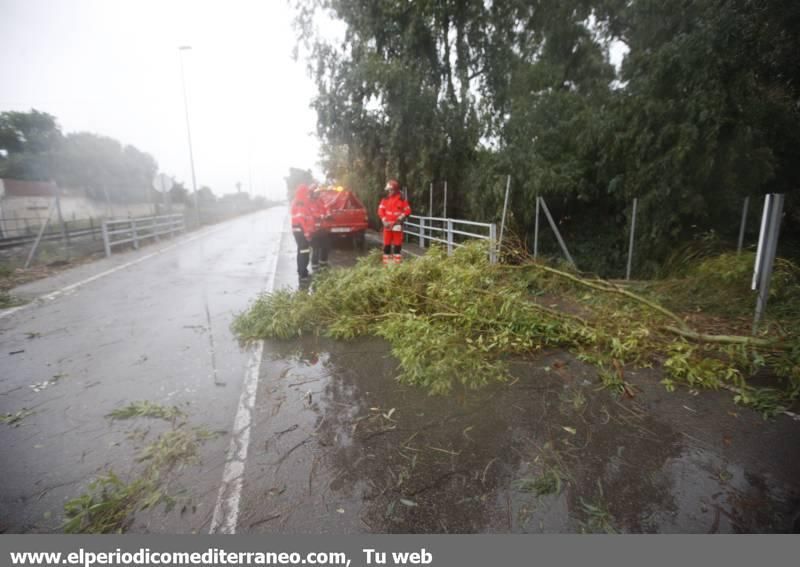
0 110 158 203
234 243 800 414
295 0 799 274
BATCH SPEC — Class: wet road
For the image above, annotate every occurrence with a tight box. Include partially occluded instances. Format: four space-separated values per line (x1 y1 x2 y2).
0 208 294 533
236 339 800 534
2 208 799 533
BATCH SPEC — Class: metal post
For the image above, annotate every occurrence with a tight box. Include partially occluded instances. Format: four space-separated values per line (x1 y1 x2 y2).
179 46 201 227
102 185 115 218
90 217 96 240
737 196 750 255
753 194 784 331
489 223 497 264
420 217 426 247
443 180 447 219
54 188 70 255
499 175 511 249
103 221 112 256
751 195 771 291
429 182 433 216
539 197 577 269
161 176 170 215
153 217 160 242
24 200 56 269
626 198 638 281
533 197 540 259
447 219 453 255
131 218 139 249
146 180 156 216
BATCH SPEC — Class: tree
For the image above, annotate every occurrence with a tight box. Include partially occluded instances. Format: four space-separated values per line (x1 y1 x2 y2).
0 109 63 180
197 185 216 204
598 0 800 263
169 181 190 205
54 132 158 203
295 0 800 271
284 167 314 199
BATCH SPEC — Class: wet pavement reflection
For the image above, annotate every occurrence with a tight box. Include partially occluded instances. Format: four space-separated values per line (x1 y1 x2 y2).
239 336 800 533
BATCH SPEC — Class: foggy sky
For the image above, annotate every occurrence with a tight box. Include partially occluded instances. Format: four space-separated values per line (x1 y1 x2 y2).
0 0 322 200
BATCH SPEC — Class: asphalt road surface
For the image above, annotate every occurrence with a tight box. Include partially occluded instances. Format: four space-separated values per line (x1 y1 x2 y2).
0 207 306 533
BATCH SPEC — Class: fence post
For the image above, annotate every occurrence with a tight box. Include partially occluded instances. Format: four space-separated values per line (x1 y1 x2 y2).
24 200 56 269
55 189 70 247
752 194 784 331
429 182 433 216
533 197 540 259
420 217 426 247
131 218 139 249
443 180 448 219
489 223 497 264
538 197 577 269
499 175 511 248
447 219 454 255
737 196 750 255
102 220 111 257
152 217 160 242
626 198 638 281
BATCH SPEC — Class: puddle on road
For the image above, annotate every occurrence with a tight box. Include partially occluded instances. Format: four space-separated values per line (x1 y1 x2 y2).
240 337 800 533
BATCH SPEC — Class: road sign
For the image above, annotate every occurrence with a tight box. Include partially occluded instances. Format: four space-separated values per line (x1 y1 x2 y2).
153 173 174 193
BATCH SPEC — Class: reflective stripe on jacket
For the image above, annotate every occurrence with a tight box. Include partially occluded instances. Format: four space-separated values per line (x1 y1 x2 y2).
291 185 330 239
378 192 411 225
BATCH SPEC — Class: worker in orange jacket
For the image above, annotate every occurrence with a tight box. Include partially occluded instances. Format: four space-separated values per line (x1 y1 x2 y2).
378 179 411 265
290 184 315 279
308 185 331 271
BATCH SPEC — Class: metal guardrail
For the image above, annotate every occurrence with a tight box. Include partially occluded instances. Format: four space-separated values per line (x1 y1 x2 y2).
404 215 497 263
101 214 185 256
0 226 102 250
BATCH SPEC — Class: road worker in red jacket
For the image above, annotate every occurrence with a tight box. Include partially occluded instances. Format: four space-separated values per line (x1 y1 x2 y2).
378 179 411 265
290 184 315 279
308 185 331 271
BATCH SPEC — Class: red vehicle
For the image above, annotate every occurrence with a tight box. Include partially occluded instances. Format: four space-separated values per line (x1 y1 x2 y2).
316 185 369 249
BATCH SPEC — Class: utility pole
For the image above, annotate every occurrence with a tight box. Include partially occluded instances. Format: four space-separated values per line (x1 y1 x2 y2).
178 45 200 227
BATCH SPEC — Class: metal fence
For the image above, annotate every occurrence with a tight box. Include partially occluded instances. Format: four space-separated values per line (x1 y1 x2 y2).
101 214 185 256
404 215 498 263
0 219 103 250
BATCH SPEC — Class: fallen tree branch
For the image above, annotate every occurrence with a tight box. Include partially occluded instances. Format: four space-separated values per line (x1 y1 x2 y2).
519 263 690 330
662 325 782 348
716 383 800 421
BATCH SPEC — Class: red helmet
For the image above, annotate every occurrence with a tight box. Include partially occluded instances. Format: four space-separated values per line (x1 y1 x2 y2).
385 179 400 193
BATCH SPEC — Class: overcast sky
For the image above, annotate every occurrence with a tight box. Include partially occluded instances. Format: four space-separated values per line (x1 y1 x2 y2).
0 0 322 200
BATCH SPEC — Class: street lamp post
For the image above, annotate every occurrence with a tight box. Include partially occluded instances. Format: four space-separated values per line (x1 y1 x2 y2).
178 45 200 226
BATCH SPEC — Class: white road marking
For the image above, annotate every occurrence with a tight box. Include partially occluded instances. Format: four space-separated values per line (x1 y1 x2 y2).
0 225 225 320
209 218 287 534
